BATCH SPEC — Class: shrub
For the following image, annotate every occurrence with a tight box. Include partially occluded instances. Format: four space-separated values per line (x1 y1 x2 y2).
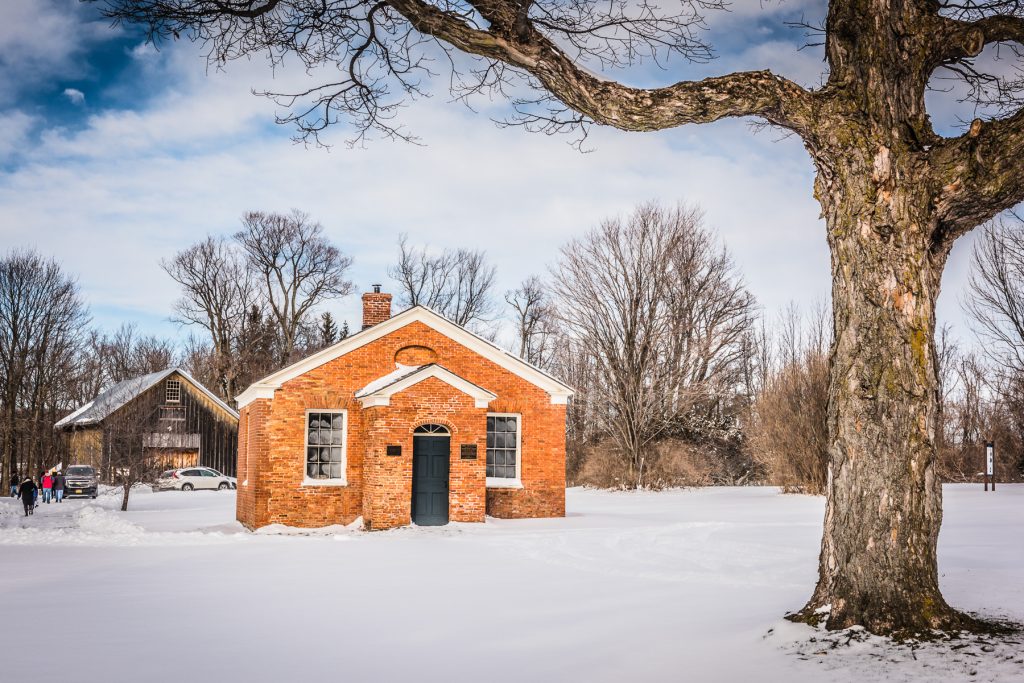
748 350 829 494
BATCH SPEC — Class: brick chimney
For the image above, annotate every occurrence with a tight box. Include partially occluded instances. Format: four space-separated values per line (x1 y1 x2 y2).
362 284 392 329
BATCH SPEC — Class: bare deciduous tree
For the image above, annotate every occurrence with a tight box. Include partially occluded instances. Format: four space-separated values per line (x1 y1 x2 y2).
103 324 177 382
235 210 354 364
99 0 1024 634
660 210 757 429
388 234 496 329
553 203 753 488
966 220 1024 376
104 389 167 511
955 222 1024 478
505 275 554 366
162 236 255 401
0 250 87 494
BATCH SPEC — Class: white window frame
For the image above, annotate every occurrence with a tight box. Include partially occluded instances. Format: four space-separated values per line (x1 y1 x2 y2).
486 412 523 489
302 408 348 487
165 379 181 403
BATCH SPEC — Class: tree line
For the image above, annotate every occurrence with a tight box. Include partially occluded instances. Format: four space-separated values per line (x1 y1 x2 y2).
3 204 1023 495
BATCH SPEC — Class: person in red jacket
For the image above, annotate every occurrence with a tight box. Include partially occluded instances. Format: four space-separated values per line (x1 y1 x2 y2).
41 472 53 504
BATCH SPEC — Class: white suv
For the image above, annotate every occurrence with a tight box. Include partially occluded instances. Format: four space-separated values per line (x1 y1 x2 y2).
154 467 237 492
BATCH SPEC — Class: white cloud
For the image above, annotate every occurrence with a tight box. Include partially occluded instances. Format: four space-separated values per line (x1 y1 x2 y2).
130 42 158 59
0 2 982 347
63 88 85 105
0 42 832 340
0 0 114 105
0 110 35 162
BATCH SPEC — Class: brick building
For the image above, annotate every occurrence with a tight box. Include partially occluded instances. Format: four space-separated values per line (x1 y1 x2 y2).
234 287 574 530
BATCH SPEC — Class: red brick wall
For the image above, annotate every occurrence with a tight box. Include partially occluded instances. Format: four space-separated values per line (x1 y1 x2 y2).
362 378 487 529
238 320 566 530
235 407 250 525
236 399 271 529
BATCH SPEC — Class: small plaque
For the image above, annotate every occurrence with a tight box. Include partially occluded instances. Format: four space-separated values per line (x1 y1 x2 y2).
386 445 402 457
460 444 477 460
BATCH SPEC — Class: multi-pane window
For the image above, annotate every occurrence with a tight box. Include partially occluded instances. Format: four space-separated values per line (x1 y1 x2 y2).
306 411 345 481
165 380 181 403
159 406 185 422
486 414 519 479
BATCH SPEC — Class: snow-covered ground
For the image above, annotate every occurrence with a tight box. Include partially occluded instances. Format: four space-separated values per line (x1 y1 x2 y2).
0 485 1020 682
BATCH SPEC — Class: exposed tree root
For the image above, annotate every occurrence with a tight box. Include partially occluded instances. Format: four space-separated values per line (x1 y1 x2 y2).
786 602 1019 641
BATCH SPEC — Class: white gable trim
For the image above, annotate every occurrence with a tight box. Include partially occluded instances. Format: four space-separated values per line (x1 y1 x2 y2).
235 306 574 408
355 365 497 409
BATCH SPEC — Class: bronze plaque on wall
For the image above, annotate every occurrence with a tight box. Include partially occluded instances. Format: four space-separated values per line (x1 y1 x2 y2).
460 444 477 460
386 445 402 456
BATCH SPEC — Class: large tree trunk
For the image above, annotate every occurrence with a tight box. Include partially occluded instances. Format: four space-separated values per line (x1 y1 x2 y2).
795 148 975 635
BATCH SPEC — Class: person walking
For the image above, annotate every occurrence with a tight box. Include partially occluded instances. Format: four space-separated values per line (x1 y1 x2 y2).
9 474 17 498
18 478 37 516
41 472 53 504
53 471 65 503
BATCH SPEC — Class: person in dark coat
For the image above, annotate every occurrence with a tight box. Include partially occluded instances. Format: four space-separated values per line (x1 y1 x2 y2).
53 471 65 503
18 478 37 516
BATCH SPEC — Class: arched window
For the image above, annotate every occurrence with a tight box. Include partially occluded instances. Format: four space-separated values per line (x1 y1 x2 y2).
413 424 450 435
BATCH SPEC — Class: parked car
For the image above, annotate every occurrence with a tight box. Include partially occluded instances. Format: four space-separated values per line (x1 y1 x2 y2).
153 467 237 492
64 465 99 499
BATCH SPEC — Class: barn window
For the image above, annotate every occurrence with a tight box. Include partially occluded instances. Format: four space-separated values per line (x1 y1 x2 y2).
159 406 185 421
486 414 521 485
304 410 347 485
165 380 181 403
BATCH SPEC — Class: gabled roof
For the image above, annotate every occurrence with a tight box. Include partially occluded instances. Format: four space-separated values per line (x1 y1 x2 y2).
235 305 574 408
355 363 498 409
55 368 239 429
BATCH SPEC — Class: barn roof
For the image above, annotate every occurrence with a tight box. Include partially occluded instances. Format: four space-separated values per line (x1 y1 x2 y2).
55 368 238 429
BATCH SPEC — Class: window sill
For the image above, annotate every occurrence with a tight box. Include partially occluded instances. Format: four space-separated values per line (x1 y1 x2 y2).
301 478 348 488
486 477 523 489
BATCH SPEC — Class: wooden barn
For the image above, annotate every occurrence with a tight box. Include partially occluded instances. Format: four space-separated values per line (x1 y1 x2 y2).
55 368 239 477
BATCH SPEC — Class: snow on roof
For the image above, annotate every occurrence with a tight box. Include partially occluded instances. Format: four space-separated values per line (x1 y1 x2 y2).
354 364 424 398
55 368 238 429
56 399 95 427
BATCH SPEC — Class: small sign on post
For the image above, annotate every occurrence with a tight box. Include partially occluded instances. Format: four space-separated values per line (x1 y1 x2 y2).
984 441 995 492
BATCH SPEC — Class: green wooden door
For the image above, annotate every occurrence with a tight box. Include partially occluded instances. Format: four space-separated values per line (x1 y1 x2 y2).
412 434 450 525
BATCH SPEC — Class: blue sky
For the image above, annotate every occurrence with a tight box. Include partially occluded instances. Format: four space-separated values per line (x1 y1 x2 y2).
0 0 993 349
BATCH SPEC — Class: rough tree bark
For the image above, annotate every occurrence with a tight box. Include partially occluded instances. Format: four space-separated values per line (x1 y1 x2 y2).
102 0 1024 634
808 139 959 632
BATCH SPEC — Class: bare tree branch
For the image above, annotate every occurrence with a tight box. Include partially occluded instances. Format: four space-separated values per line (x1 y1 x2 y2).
235 210 355 364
